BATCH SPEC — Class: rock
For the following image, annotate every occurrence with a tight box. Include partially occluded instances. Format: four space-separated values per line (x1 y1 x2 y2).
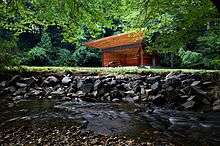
180 95 189 99
16 82 27 88
202 81 212 86
81 83 94 94
133 96 140 102
76 91 86 97
176 73 188 80
213 99 220 106
165 76 181 87
13 88 25 96
191 81 201 87
94 79 102 90
51 88 64 96
21 77 38 86
4 86 16 93
145 89 153 96
166 86 174 92
6 75 20 86
149 94 165 106
181 79 195 87
61 97 72 101
0 81 6 87
213 105 220 111
110 80 116 85
62 76 71 84
112 98 120 102
30 89 43 96
192 86 207 96
92 91 98 97
141 87 145 94
125 90 135 94
44 76 58 85
122 97 134 103
212 99 220 111
151 82 159 90
182 100 195 109
147 76 161 84
13 95 23 101
8 103 14 108
165 72 175 79
187 96 196 101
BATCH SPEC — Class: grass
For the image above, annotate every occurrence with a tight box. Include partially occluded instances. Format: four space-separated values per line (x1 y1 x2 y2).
5 66 219 75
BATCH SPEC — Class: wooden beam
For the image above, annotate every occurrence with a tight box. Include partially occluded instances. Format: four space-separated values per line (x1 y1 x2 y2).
140 45 144 66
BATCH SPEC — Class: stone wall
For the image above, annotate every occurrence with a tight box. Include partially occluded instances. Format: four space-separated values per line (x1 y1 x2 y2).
0 72 219 112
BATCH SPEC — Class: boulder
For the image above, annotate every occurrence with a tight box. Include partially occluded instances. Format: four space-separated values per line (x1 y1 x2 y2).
0 81 6 87
151 82 159 90
182 100 195 109
62 76 71 84
191 81 201 87
165 76 181 87
6 75 20 86
191 86 207 96
94 79 102 90
21 77 38 86
149 94 165 106
51 88 64 96
4 86 16 93
145 89 153 96
16 82 28 88
122 97 134 103
13 95 23 101
112 98 120 102
133 96 140 102
44 76 58 85
147 75 161 84
125 90 135 95
213 99 220 111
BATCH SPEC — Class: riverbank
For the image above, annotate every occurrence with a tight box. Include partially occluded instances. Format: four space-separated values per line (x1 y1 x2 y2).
0 71 219 112
0 71 220 145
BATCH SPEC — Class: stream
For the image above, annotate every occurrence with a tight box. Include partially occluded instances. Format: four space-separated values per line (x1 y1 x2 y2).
0 98 220 146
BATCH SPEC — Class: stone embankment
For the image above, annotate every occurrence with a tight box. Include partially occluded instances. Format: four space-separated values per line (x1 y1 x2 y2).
0 72 219 112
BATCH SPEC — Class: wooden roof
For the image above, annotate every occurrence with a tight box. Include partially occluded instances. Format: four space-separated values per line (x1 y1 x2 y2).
84 32 144 49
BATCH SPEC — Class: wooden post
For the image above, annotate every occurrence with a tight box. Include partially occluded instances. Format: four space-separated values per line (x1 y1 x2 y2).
140 45 144 66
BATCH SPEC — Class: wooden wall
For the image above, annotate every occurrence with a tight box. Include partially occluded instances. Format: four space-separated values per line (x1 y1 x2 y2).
102 43 158 66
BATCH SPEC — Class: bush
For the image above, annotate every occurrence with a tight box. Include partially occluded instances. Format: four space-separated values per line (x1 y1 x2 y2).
211 59 220 70
25 47 50 66
54 48 75 66
73 46 101 67
0 34 20 69
179 48 203 68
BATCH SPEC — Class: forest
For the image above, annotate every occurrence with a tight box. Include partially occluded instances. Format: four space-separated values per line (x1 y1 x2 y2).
0 0 220 69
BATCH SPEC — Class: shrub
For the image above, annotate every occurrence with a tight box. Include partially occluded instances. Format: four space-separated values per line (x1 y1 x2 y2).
54 48 75 66
211 59 220 70
73 46 101 67
179 48 203 68
25 47 50 66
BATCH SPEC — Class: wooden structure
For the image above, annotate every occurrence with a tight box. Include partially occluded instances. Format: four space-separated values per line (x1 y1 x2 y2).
84 32 159 67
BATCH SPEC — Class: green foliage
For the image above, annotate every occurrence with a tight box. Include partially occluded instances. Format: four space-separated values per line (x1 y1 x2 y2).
38 33 53 49
179 48 203 67
25 47 49 66
73 46 101 67
54 48 75 66
211 59 220 69
0 33 20 68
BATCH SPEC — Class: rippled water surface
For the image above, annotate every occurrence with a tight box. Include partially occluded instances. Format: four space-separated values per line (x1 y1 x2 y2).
1 98 220 146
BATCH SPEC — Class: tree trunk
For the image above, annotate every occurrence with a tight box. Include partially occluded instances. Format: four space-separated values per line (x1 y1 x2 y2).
170 53 174 68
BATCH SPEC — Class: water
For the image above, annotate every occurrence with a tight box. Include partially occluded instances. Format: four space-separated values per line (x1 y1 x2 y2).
0 98 220 146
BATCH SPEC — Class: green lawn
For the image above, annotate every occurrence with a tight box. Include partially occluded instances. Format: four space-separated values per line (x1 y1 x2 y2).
7 66 219 75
